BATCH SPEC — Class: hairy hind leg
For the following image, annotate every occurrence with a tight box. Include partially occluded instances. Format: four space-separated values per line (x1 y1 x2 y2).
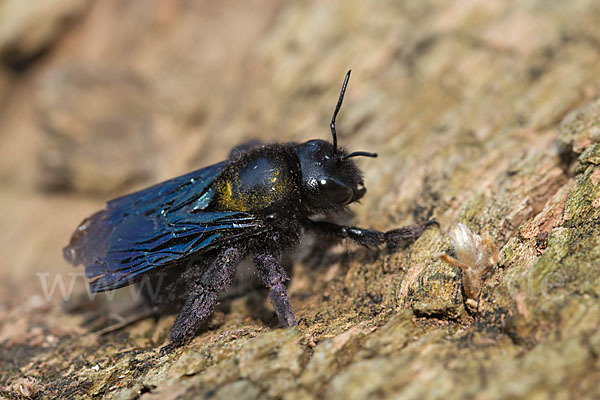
167 248 244 348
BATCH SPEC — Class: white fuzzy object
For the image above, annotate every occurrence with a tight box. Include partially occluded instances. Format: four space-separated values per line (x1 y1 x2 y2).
450 223 488 269
440 223 496 301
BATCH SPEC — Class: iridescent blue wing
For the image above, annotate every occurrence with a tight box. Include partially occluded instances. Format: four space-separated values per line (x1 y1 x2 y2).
63 162 267 292
106 161 230 218
64 161 227 268
84 211 265 292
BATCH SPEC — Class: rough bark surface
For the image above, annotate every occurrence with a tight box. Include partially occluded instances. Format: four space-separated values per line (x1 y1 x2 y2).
1 1 600 399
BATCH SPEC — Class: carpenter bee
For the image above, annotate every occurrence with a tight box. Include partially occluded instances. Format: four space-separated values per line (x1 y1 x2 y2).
64 71 437 349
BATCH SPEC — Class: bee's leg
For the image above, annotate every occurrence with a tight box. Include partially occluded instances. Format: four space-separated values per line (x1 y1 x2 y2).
303 218 438 249
381 219 439 248
253 253 297 327
166 247 243 350
228 139 265 160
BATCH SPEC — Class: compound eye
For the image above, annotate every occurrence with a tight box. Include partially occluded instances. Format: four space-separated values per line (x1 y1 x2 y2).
317 176 353 204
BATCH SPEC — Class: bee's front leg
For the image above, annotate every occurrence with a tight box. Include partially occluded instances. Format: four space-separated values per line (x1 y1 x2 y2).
303 218 438 249
383 219 439 248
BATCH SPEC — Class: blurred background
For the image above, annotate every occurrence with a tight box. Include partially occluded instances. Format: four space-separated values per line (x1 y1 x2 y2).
1 0 424 301
2 0 596 301
2 0 600 398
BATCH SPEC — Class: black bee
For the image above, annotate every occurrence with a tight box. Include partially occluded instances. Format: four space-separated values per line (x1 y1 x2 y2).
64 71 437 349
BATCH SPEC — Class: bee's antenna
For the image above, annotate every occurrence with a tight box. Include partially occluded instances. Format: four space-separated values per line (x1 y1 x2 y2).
341 151 378 160
331 70 351 156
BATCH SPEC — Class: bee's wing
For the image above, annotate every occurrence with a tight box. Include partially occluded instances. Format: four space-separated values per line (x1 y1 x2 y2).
65 161 228 267
63 161 269 291
83 211 266 292
107 161 229 216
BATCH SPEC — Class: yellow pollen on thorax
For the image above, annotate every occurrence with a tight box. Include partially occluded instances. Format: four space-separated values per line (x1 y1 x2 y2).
217 168 288 212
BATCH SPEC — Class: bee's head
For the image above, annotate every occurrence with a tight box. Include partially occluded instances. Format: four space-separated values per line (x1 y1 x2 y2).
294 70 377 210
